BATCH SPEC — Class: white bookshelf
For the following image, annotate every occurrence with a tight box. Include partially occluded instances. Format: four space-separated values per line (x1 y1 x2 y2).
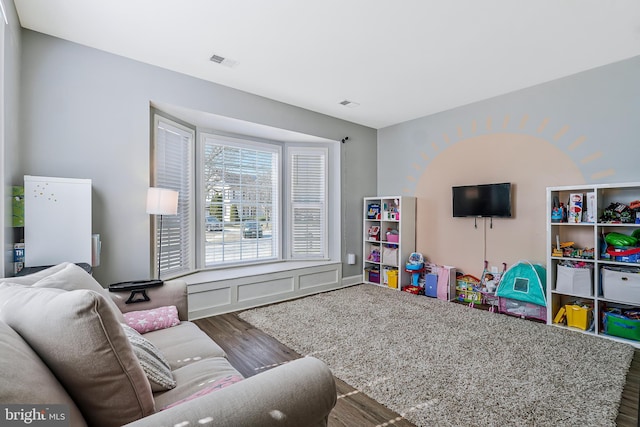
363 196 416 289
547 182 640 347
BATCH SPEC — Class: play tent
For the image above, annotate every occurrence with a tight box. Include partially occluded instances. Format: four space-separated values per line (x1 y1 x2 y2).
496 261 547 307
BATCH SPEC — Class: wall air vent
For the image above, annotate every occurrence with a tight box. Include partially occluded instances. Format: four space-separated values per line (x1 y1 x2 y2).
210 54 225 64
209 53 237 68
339 100 360 108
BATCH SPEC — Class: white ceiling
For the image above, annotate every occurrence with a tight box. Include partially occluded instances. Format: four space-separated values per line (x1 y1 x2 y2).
13 0 640 129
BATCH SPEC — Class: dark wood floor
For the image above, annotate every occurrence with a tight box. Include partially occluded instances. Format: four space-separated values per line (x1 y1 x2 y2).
194 313 639 427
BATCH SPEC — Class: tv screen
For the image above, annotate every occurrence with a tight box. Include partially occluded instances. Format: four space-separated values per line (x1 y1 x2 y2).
452 183 512 218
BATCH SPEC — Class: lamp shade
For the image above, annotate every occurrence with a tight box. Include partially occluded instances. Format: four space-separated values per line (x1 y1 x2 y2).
146 187 179 215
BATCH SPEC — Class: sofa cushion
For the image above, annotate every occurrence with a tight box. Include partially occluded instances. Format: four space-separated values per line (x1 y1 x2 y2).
152 357 243 410
161 374 243 410
0 262 69 285
31 262 125 322
0 262 124 322
122 323 176 392
0 320 88 427
124 305 180 333
0 286 155 427
143 321 227 369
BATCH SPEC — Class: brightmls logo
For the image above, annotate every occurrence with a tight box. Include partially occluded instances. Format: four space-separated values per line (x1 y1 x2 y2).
1 405 68 426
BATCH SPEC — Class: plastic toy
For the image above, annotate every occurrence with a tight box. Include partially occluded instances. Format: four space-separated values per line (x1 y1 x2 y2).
605 232 637 247
367 225 380 241
483 273 497 293
405 253 425 286
477 261 506 312
495 261 547 321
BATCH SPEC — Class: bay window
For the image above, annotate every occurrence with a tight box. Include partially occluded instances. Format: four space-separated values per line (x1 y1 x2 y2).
152 113 330 277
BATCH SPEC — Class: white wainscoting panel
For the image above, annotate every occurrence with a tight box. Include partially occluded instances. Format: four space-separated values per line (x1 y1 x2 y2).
238 277 295 302
299 268 339 289
188 287 231 312
185 261 348 319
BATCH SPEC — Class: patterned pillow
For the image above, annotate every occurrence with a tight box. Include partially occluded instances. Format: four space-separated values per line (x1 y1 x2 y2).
161 375 243 410
124 305 180 333
121 323 176 392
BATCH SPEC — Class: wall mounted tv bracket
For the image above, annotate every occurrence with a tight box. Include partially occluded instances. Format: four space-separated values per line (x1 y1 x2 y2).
108 279 163 304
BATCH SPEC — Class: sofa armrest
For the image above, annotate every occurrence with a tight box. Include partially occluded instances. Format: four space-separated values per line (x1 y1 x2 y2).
108 279 188 321
124 357 336 427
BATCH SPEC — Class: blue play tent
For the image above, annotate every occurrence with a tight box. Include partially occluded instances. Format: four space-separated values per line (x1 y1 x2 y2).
496 261 547 307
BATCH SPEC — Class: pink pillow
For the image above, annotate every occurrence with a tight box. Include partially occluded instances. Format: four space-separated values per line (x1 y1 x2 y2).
123 305 180 334
162 375 243 410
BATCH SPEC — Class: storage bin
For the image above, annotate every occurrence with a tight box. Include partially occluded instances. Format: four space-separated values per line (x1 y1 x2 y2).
498 297 546 321
564 304 592 330
367 268 380 284
603 312 640 341
602 267 640 304
387 269 398 288
382 246 398 266
386 233 399 243
555 265 592 296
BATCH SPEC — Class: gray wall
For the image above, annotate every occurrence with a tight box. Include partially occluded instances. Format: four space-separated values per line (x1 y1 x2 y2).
16 29 376 285
378 55 640 275
379 55 640 191
2 0 21 277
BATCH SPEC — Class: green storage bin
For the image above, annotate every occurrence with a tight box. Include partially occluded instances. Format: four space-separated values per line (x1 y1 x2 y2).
604 312 640 341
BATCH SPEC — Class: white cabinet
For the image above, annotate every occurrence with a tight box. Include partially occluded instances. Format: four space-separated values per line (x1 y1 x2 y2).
547 182 640 347
363 196 416 289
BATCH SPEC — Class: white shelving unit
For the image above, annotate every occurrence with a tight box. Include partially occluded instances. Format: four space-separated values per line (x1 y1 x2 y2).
363 196 416 289
547 182 640 347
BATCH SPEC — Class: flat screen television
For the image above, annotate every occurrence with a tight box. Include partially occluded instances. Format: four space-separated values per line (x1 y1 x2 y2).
452 183 512 218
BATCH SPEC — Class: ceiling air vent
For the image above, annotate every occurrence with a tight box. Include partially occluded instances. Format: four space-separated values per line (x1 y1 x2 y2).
209 53 237 68
339 100 360 108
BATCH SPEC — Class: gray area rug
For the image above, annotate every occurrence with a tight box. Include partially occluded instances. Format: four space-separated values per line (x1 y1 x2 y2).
239 284 634 427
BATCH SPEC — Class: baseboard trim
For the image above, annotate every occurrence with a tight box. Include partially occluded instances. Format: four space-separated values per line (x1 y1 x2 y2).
341 274 363 287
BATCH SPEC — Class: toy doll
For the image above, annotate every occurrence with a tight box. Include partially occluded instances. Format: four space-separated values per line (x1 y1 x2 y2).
483 273 497 293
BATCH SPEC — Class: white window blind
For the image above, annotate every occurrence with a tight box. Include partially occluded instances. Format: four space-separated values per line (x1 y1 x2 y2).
289 147 327 259
153 116 194 278
202 134 279 265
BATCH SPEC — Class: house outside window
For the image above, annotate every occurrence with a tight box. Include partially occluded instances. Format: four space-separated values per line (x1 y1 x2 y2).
202 134 280 266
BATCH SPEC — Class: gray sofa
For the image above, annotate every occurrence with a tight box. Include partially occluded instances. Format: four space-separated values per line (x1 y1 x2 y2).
0 262 336 427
